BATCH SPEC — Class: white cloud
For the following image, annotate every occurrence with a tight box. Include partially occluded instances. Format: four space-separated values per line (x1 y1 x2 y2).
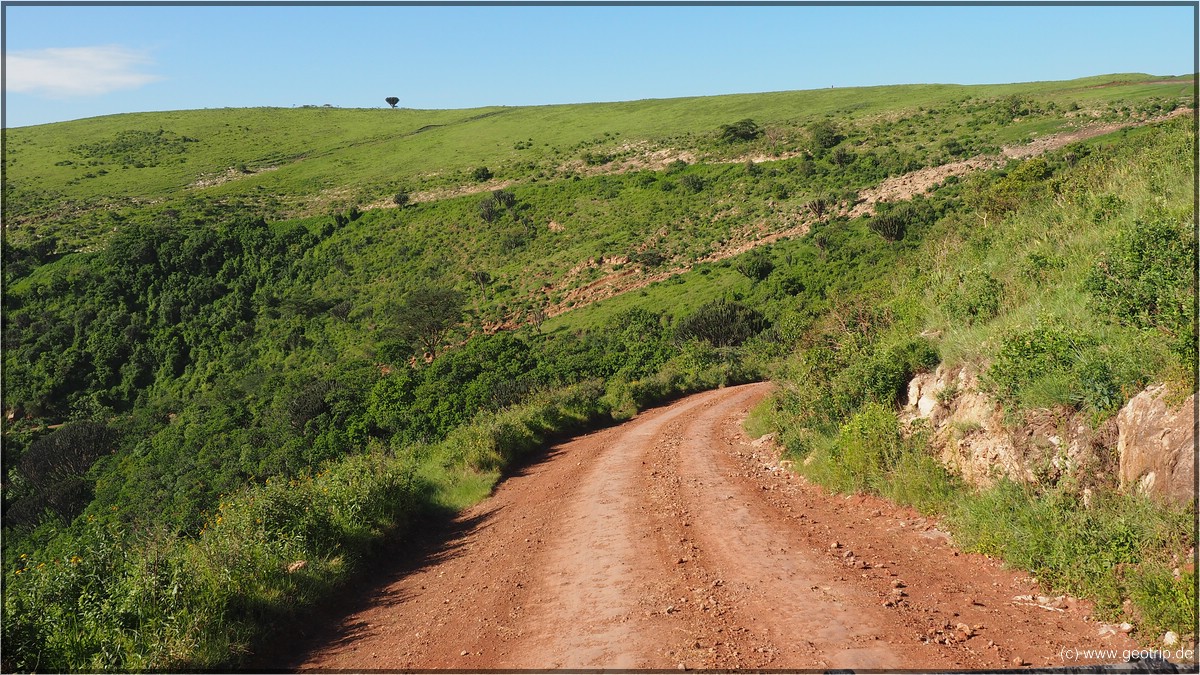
7 45 161 98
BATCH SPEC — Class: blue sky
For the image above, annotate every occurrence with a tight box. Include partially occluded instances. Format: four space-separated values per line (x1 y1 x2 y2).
4 3 1196 128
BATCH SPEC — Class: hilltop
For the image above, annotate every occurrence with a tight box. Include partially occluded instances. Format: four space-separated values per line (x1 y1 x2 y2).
5 73 1192 242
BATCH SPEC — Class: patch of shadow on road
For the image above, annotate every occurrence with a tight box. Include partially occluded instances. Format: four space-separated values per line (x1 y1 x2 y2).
250 506 497 672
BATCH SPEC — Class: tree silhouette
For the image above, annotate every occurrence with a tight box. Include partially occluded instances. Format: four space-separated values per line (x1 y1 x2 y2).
720 118 762 143
395 287 465 357
385 97 400 109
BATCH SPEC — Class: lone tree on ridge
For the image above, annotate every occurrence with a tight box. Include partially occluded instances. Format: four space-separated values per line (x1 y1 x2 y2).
385 96 400 108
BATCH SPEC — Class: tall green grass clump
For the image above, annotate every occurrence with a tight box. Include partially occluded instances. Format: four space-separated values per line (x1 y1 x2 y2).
797 403 960 515
950 482 1195 638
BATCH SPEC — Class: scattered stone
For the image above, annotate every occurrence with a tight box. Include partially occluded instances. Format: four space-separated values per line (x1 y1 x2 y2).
842 550 855 559
665 605 676 615
1164 631 1180 647
460 650 469 656
1012 656 1025 667
956 622 974 638
1118 622 1135 634
830 541 841 549
891 579 906 589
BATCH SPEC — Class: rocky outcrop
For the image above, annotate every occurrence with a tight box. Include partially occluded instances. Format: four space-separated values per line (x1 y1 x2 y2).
1116 385 1196 504
903 365 1112 491
905 365 1030 488
904 366 1196 505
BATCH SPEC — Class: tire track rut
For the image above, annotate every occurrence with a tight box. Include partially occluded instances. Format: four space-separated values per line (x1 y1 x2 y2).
288 383 1137 670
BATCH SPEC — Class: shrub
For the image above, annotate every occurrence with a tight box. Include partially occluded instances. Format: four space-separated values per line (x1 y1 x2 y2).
675 299 768 348
628 248 665 269
1084 215 1194 337
984 320 1134 416
825 403 904 492
735 248 774 282
665 159 688 174
477 195 499 223
987 321 1086 400
977 157 1053 216
678 174 705 193
868 213 906 241
830 337 938 414
942 270 1004 325
470 166 492 182
808 120 842 152
9 421 117 527
719 118 763 143
583 151 613 166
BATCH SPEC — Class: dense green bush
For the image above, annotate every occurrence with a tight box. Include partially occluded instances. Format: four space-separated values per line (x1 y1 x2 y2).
984 320 1137 416
674 299 768 348
941 270 1004 325
808 120 842 153
735 248 774 282
719 118 763 143
1085 214 1195 371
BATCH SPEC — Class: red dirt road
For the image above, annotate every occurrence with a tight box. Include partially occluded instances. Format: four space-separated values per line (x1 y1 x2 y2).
289 383 1136 670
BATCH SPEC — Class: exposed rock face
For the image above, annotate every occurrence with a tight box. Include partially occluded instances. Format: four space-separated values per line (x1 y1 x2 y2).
903 365 1112 490
905 365 1195 504
904 365 1025 488
1116 385 1196 504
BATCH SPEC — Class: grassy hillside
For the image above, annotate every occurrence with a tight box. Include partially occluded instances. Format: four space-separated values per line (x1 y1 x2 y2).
5 73 1191 246
1 74 1195 670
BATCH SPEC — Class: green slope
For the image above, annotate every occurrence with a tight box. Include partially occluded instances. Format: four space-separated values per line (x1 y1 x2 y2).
5 73 1191 245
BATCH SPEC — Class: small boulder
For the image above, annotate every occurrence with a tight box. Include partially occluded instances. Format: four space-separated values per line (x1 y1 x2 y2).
1117 385 1196 504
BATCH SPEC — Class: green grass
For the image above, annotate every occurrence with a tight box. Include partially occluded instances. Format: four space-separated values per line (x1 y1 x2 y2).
6 73 1190 249
950 482 1195 638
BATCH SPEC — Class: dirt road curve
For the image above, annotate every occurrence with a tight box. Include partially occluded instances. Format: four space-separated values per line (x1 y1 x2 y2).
288 383 1136 670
